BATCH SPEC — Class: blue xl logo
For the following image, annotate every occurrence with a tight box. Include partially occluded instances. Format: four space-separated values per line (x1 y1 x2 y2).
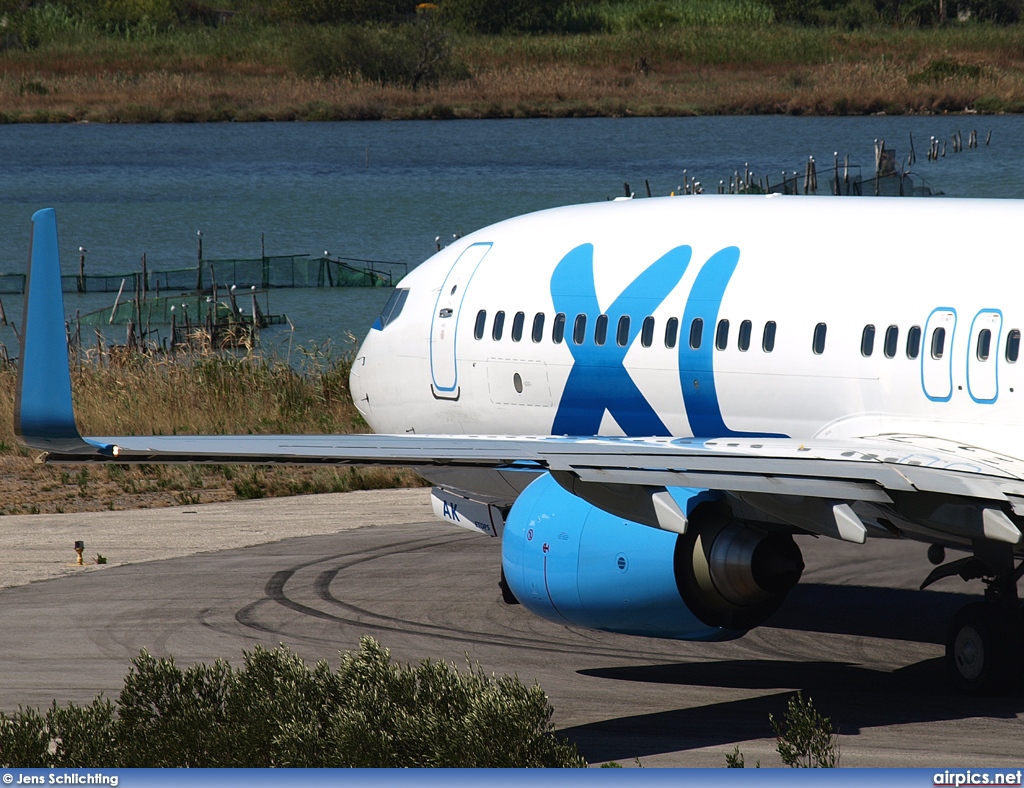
549 243 783 439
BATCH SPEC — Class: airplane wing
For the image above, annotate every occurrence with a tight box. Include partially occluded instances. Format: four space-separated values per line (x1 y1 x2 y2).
14 209 1024 548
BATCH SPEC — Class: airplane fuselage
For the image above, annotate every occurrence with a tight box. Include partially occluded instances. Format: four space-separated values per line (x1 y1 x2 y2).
353 195 1024 458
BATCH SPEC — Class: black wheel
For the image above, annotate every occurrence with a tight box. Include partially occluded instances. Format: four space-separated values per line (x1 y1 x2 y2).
946 602 1018 695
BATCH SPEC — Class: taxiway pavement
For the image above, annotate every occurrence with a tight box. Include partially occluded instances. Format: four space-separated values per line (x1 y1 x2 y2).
0 489 1020 767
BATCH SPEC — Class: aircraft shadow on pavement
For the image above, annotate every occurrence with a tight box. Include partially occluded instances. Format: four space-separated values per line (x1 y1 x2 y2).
567 659 1024 762
766 582 979 644
564 581 1022 762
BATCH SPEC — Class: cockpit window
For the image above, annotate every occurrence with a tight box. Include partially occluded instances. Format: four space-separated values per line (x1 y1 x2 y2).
373 288 409 330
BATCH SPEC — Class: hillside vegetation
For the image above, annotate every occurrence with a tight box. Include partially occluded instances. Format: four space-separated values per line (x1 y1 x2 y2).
2 0 1024 119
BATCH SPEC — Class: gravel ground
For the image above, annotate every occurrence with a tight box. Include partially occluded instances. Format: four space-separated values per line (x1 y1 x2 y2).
0 487 433 589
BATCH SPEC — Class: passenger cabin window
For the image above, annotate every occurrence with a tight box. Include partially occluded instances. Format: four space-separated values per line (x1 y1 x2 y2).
552 312 566 344
665 317 679 348
532 312 545 343
474 310 487 340
812 323 827 355
931 327 946 359
977 328 992 361
738 320 752 352
689 318 704 350
716 319 729 351
616 315 630 347
641 316 655 348
511 311 525 342
762 321 776 353
1007 329 1021 363
907 325 922 359
573 314 587 345
492 311 505 341
594 314 609 346
884 325 898 359
861 324 876 357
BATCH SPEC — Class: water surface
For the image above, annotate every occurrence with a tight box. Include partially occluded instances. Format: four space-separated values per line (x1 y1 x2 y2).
1 116 1020 349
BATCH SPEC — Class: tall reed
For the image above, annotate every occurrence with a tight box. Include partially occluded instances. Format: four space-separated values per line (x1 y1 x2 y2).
0 344 426 515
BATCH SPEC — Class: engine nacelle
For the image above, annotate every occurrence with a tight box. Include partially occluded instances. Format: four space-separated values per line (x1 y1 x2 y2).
501 474 803 640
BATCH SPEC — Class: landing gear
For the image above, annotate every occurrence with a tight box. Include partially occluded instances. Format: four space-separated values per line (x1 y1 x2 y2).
946 602 1019 694
935 543 1024 695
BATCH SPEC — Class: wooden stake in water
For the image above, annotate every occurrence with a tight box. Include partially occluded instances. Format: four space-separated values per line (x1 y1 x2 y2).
78 247 87 293
109 278 126 325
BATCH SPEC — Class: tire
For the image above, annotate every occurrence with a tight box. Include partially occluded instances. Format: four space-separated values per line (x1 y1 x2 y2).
946 602 1018 695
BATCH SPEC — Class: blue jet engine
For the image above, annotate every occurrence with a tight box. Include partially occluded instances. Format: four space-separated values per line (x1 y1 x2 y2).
501 473 804 639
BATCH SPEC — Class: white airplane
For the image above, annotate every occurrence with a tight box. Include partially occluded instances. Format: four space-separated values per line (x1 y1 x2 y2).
16 198 1024 695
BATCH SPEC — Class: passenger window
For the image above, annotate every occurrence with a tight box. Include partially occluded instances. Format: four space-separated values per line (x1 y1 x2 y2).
762 321 776 353
474 309 487 340
977 328 992 361
738 320 752 352
1007 329 1021 363
573 314 587 345
492 310 505 341
532 312 545 343
594 314 608 346
665 317 679 348
552 312 566 344
641 316 655 348
511 311 525 342
812 323 827 355
616 315 630 347
689 317 704 350
931 327 946 359
861 324 875 357
907 325 922 359
884 325 898 359
716 319 729 351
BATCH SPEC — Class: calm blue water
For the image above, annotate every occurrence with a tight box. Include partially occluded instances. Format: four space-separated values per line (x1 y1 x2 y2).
1 116 1021 351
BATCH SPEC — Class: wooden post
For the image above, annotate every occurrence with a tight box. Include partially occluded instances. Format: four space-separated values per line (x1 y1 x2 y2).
196 230 204 292
140 252 148 299
110 279 126 324
78 247 87 293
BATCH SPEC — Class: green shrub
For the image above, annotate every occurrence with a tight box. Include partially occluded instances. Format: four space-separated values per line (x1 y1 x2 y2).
0 639 586 768
769 691 839 768
295 17 469 87
276 0 420 24
442 0 562 33
909 56 985 84
12 3 87 48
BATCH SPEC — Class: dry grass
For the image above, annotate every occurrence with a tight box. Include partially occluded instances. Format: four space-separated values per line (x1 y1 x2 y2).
0 347 426 516
3 55 1023 121
3 25 1024 119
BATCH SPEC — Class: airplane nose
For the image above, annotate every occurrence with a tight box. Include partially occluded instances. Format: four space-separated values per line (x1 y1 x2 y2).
349 351 372 418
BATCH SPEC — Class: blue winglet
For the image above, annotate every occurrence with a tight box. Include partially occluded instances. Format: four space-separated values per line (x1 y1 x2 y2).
14 209 105 455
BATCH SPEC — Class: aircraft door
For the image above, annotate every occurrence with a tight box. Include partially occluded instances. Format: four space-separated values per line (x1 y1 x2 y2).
430 243 492 398
921 308 956 402
966 309 1001 404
